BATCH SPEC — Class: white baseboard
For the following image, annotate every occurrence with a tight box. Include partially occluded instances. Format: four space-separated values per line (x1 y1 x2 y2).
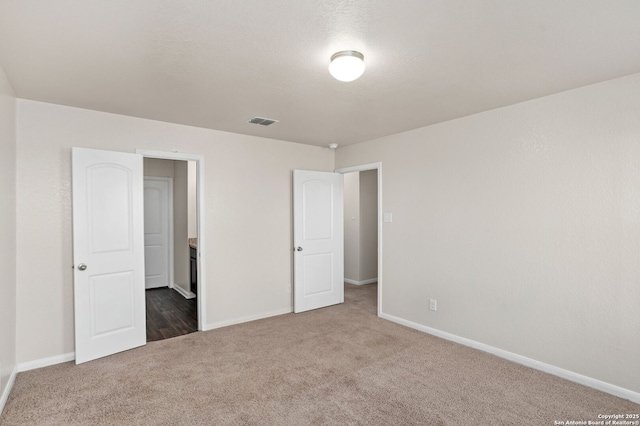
0 366 17 415
172 284 196 299
379 312 640 404
205 308 292 331
344 278 378 285
17 352 75 373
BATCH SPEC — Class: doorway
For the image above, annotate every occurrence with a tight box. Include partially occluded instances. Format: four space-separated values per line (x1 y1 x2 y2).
143 159 198 341
137 149 206 333
71 147 206 362
336 163 382 316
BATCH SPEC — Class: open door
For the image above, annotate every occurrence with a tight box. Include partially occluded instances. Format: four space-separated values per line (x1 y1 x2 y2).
72 147 146 364
293 170 344 313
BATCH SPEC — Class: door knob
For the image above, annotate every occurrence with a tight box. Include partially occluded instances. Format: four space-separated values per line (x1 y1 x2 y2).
77 263 87 271
296 247 303 251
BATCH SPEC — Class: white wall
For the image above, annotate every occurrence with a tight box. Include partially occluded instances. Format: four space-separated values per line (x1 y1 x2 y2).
344 172 360 282
344 171 378 284
15 100 334 363
188 161 197 239
359 170 378 281
336 73 640 395
0 66 17 410
144 158 175 178
172 160 190 293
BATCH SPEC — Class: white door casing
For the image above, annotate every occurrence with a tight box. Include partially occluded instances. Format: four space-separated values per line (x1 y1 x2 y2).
144 178 173 289
293 170 344 313
72 147 146 364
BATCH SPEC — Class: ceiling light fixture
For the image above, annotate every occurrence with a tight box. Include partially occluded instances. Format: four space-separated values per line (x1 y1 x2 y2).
329 50 365 82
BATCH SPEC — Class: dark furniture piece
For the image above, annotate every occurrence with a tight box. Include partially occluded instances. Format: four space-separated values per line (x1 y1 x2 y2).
190 246 197 295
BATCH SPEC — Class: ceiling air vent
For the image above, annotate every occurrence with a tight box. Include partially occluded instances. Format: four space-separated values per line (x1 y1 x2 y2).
248 116 279 126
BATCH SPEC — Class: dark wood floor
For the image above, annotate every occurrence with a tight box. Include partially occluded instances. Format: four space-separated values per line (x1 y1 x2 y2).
145 287 198 342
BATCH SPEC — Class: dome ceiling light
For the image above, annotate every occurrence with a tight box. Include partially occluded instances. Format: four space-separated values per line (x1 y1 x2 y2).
329 50 365 82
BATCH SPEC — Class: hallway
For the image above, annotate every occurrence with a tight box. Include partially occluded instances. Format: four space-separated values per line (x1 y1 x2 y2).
145 288 197 341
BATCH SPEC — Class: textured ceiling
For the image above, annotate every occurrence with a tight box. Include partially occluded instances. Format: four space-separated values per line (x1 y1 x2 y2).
1 1 640 147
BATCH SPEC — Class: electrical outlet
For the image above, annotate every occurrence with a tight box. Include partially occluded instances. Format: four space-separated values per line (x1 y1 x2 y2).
429 299 437 311
287 285 291 293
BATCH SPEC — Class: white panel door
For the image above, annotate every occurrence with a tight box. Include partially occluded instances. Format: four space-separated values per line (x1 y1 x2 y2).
144 178 172 289
72 147 146 364
293 170 344 313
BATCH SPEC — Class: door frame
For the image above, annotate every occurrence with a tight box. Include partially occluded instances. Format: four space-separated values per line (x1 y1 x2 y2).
143 177 175 290
137 149 206 331
335 162 382 317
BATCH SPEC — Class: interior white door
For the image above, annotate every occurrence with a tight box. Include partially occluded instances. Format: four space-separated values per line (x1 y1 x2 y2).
293 170 344 313
72 147 146 364
144 178 172 289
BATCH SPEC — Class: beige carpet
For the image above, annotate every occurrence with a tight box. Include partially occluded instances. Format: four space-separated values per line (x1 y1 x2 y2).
2 284 638 425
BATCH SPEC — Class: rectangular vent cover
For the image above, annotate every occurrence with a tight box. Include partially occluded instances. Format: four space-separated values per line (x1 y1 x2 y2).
248 116 279 126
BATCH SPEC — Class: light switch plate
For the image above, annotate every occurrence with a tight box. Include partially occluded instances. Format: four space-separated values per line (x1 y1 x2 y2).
383 213 393 223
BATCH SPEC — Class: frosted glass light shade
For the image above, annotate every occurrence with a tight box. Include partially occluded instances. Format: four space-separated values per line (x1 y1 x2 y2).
329 51 365 82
